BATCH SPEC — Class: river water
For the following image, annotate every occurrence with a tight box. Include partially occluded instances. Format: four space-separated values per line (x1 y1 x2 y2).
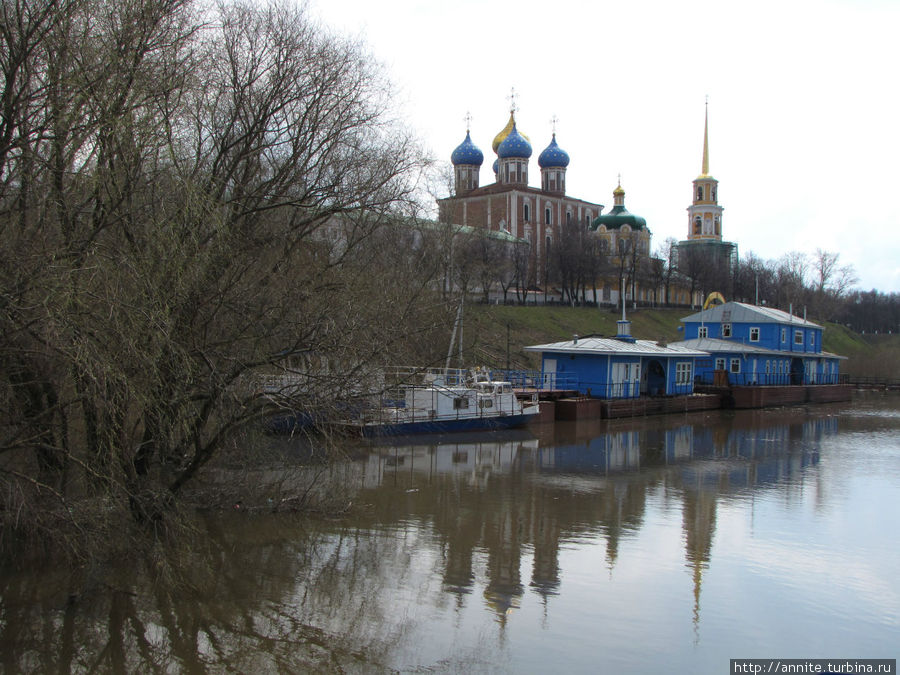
2 394 898 673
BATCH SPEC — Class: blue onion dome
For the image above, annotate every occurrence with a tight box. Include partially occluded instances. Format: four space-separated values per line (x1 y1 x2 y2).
497 124 533 159
450 131 484 166
538 133 570 168
492 158 499 174
492 112 530 153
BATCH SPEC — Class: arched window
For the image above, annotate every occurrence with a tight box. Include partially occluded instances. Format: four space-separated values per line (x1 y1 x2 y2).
545 206 552 224
566 211 572 225
523 203 530 222
693 216 701 234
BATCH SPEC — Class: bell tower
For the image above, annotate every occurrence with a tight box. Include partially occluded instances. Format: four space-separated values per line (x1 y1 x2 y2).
687 101 724 241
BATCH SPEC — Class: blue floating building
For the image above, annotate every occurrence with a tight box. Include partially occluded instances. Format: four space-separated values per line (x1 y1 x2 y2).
525 318 708 398
671 301 845 386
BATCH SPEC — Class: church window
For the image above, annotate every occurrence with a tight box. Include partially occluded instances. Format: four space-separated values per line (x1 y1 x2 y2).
566 211 572 225
545 206 552 224
715 216 721 235
712 188 717 201
504 164 509 183
693 216 701 235
697 186 703 200
523 203 530 222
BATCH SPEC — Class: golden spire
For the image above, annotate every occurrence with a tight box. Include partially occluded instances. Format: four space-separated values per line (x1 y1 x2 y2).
700 97 710 177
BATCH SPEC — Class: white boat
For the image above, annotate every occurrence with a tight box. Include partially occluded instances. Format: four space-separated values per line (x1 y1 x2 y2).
337 367 540 437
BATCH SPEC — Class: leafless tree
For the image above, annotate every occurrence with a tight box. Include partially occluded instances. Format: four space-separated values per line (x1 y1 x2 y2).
0 0 435 559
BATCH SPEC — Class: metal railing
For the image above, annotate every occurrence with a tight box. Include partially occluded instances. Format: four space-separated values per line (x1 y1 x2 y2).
695 372 845 387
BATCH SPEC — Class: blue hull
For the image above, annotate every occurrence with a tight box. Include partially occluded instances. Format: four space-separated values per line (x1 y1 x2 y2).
356 412 536 438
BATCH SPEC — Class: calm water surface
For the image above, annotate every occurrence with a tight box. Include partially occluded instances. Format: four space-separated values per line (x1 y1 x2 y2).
2 395 899 673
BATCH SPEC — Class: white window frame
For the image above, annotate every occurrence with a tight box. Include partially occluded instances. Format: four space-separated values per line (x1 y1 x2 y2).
675 362 692 385
698 326 708 338
715 358 725 370
750 327 760 342
721 323 732 338
794 329 804 345
781 327 787 343
730 358 741 374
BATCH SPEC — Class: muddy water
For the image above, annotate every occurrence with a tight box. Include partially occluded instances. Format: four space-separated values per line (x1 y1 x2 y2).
2 395 898 673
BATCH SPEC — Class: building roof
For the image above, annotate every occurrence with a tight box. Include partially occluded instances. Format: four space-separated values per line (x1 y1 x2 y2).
525 336 708 358
591 205 647 231
670 338 789 357
671 338 847 360
438 182 604 209
680 301 822 328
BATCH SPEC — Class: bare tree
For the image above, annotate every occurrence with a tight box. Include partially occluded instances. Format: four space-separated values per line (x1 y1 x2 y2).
0 0 434 558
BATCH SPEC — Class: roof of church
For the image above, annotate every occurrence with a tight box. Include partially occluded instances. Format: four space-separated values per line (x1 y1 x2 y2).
591 205 647 231
438 182 603 208
538 134 570 168
450 131 484 166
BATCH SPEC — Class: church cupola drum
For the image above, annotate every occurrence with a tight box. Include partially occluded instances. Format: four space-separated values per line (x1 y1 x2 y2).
497 123 532 186
538 133 570 195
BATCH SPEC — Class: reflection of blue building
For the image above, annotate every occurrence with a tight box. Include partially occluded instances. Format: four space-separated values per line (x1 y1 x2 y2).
671 302 845 386
525 319 708 398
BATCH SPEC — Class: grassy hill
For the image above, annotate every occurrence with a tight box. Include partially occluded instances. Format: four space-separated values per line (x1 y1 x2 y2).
463 303 900 378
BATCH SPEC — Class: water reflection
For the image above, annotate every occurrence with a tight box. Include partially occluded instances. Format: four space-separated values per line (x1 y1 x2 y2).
354 409 831 626
2 400 896 673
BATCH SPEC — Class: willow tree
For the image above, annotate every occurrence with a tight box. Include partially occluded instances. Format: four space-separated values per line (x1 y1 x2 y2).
0 0 438 558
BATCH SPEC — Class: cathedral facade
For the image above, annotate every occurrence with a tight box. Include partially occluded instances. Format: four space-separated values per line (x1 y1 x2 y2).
438 110 605 290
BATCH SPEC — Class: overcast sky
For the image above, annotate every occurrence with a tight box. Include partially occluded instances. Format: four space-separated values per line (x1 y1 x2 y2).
311 0 900 293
